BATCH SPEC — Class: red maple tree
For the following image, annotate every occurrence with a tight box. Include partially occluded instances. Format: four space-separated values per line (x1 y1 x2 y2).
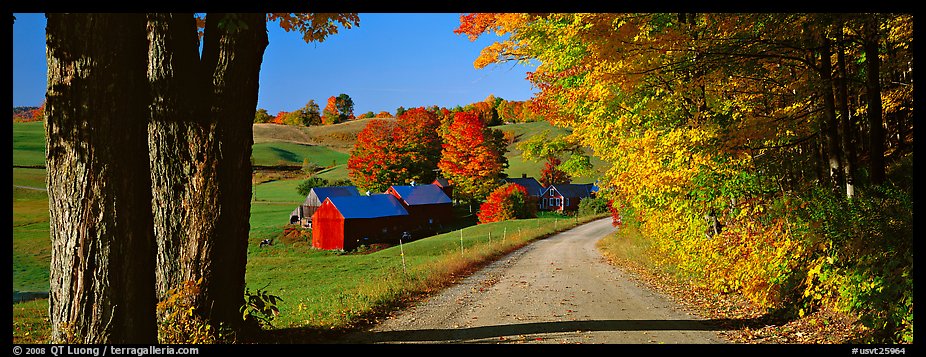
347 108 443 191
438 111 505 204
539 156 571 187
321 96 339 125
477 183 536 223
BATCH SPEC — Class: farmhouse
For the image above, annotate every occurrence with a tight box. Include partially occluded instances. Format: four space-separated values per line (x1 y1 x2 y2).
540 183 597 212
503 174 544 209
311 194 409 251
290 186 360 227
386 183 454 234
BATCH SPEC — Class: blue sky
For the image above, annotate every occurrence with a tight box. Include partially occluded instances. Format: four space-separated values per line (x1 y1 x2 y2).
12 13 538 115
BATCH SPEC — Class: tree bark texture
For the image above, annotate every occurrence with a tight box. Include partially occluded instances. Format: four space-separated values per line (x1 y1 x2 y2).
199 13 269 330
864 19 885 186
146 13 220 302
45 13 157 343
145 13 268 331
834 27 856 198
818 33 845 195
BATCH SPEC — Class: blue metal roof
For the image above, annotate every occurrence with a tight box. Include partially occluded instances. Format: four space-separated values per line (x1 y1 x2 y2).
389 184 452 206
327 194 409 219
304 186 360 206
546 183 595 198
503 177 545 196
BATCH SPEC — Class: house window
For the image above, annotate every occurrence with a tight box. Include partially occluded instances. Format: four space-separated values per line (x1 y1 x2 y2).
564 198 570 207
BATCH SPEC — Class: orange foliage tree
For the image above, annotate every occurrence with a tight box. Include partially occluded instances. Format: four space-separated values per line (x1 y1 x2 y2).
438 111 507 206
347 108 442 192
477 183 536 224
321 96 339 125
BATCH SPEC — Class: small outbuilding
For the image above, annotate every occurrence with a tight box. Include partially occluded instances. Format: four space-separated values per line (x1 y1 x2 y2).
540 183 597 212
311 194 409 251
289 186 360 227
386 183 454 234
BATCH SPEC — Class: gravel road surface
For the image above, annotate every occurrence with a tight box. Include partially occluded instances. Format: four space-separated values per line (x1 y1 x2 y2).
335 217 730 344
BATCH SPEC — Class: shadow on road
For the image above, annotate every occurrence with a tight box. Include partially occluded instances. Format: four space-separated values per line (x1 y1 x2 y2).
340 318 753 343
262 316 770 344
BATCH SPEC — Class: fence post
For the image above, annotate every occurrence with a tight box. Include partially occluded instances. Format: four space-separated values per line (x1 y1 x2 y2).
460 228 464 257
399 238 407 276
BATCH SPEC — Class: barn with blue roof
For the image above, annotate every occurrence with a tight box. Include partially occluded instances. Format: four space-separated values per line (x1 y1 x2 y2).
290 186 360 227
312 194 410 251
386 183 454 234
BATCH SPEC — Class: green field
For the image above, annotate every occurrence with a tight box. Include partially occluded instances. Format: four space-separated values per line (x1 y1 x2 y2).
12 120 609 343
12 121 46 167
251 141 348 168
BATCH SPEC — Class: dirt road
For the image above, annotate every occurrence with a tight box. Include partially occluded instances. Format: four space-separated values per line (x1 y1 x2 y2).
336 218 730 344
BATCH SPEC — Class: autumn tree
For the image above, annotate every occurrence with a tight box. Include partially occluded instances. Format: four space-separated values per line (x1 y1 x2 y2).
347 119 404 192
347 107 442 191
283 99 321 126
322 96 340 125
42 12 359 343
394 107 443 184
271 111 288 124
477 183 536 223
539 157 571 188
518 129 591 185
254 108 273 123
145 12 269 336
459 13 914 341
45 13 157 343
438 111 508 207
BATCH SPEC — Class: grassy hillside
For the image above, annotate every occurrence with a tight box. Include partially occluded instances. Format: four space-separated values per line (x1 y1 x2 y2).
251 141 348 168
495 121 609 184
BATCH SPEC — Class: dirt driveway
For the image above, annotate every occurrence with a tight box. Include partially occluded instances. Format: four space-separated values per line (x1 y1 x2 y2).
335 218 731 344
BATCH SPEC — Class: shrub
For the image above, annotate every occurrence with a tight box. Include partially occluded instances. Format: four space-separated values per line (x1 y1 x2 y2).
296 176 329 197
477 183 536 224
157 280 226 344
578 196 610 217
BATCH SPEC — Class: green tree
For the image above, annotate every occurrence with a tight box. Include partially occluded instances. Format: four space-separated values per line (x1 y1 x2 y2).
335 93 354 121
254 108 273 123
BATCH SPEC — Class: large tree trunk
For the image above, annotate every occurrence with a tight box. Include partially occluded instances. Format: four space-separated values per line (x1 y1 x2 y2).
834 27 856 198
45 13 157 343
198 13 269 330
819 33 845 195
864 18 885 186
146 13 220 302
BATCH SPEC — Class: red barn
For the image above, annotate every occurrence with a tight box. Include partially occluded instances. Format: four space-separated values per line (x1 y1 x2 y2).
311 194 409 251
386 184 454 235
